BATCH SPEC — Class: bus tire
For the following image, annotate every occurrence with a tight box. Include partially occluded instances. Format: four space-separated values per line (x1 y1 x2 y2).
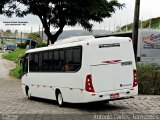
25 86 31 100
56 91 64 107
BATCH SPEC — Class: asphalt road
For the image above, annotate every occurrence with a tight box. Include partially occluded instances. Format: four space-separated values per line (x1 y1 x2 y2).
0 53 160 120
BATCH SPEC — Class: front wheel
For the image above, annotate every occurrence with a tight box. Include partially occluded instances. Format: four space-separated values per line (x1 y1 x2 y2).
57 92 64 107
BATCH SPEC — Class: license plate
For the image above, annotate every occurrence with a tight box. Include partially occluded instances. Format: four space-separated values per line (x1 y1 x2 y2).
110 93 119 99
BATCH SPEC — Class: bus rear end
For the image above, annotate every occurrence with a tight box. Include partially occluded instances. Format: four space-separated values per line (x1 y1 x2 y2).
82 37 138 103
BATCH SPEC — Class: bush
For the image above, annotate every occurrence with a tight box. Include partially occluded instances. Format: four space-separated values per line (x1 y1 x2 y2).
3 48 26 78
17 43 27 49
36 43 47 48
2 48 26 63
28 32 41 38
137 64 160 95
10 65 22 78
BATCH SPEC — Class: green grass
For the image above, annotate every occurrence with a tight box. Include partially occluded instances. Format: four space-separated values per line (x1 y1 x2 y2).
3 48 26 78
2 48 26 63
137 64 160 95
10 65 22 78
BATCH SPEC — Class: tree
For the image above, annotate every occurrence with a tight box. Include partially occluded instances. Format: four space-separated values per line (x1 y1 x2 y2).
4 0 124 44
0 29 3 32
0 0 9 14
5 29 12 33
14 30 18 34
0 0 16 17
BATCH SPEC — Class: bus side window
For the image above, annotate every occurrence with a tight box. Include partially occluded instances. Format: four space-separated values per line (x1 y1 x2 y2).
34 53 39 71
64 64 70 71
29 54 34 72
43 51 49 72
72 48 81 71
27 46 82 73
65 47 81 72
53 50 59 71
65 49 73 71
60 50 65 71
48 51 53 71
39 52 43 72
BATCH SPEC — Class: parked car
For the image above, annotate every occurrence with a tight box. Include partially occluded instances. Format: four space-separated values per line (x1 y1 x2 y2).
5 45 17 51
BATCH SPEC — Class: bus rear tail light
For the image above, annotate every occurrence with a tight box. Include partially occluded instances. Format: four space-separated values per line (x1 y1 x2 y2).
133 70 138 87
85 74 95 92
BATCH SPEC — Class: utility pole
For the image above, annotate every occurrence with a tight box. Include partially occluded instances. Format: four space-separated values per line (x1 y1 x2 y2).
21 32 22 45
132 0 140 62
39 25 41 35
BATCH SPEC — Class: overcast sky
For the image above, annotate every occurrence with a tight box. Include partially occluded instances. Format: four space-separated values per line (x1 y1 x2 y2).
0 0 160 33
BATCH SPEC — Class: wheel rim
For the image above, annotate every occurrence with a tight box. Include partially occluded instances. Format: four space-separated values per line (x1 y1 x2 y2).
58 93 63 105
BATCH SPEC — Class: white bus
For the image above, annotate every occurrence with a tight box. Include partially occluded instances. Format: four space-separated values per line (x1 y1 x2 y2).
21 36 138 106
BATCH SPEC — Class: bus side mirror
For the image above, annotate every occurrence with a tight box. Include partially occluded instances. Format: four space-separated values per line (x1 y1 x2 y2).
19 59 24 66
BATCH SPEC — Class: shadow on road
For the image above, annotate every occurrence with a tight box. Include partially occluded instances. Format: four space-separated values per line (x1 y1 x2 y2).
29 97 128 112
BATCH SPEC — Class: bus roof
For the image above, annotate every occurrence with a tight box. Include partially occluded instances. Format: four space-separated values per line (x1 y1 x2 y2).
26 36 130 54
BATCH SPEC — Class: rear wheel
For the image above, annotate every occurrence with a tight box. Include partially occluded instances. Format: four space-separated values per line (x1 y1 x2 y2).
56 91 64 107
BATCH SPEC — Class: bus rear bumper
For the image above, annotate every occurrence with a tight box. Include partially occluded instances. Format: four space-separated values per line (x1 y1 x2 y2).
75 87 138 103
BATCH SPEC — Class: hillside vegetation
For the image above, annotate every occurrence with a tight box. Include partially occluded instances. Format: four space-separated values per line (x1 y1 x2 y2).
3 49 26 63
119 17 160 32
3 49 26 78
